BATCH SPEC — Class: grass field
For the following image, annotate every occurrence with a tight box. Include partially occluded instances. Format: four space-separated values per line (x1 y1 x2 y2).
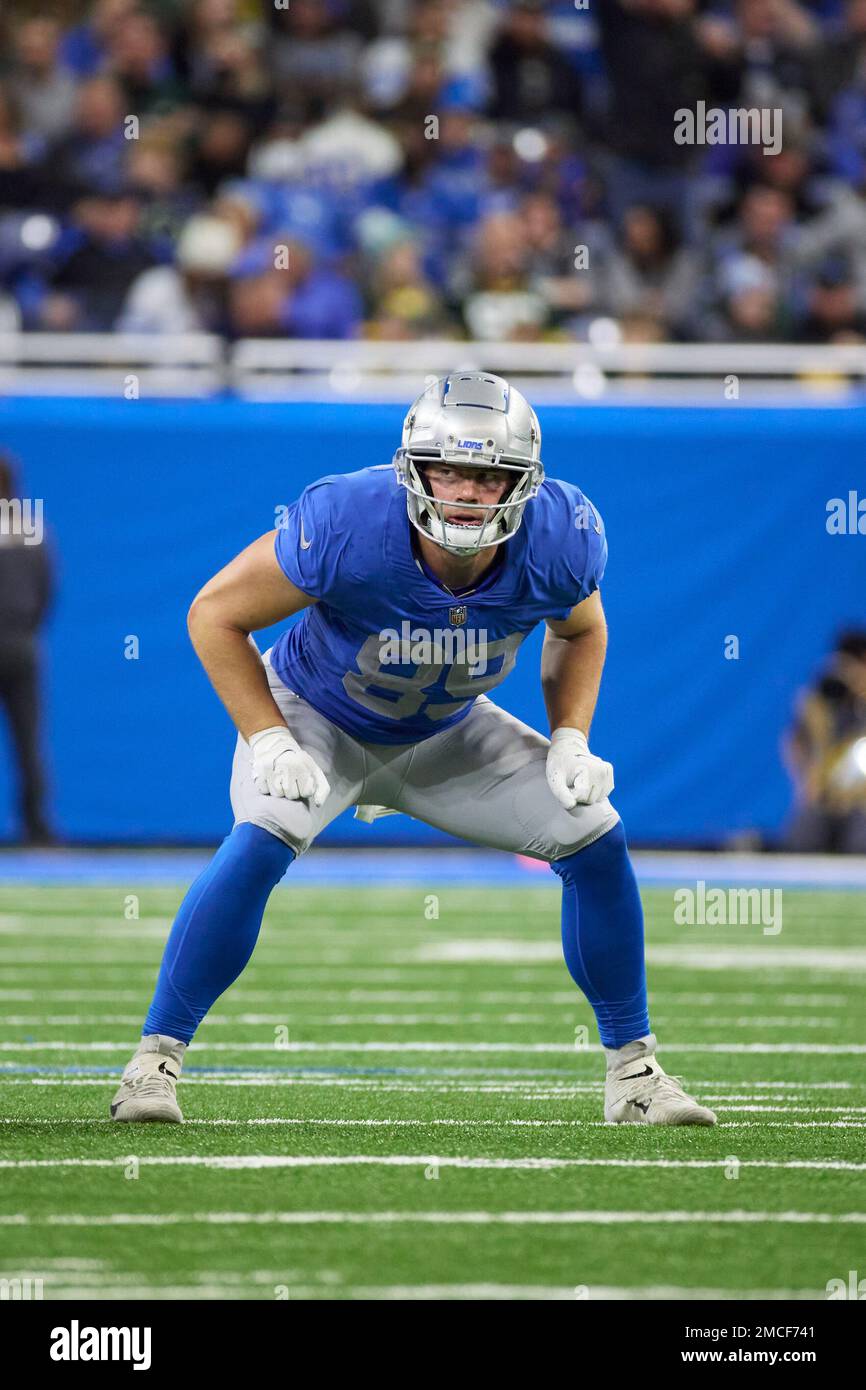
1 871 865 1301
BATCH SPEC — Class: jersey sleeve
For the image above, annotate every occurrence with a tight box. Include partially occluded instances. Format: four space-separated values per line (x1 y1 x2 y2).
543 480 608 618
273 478 346 600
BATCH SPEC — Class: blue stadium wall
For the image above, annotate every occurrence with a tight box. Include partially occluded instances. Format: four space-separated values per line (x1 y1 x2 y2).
0 395 863 846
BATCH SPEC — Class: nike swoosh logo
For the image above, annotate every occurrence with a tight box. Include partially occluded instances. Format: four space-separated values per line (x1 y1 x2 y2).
299 519 312 550
633 1100 650 1114
619 1064 654 1081
158 1061 178 1080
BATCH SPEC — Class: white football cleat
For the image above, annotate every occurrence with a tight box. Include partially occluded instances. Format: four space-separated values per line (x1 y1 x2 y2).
110 1034 186 1123
604 1034 716 1126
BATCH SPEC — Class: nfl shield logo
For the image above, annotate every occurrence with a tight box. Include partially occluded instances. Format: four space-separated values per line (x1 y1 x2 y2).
449 605 467 627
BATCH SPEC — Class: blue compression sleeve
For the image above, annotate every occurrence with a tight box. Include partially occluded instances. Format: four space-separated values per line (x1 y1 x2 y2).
551 822 650 1049
143 822 294 1044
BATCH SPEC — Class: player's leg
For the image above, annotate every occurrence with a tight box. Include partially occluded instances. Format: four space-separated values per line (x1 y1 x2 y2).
391 697 715 1125
551 831 713 1124
112 664 365 1122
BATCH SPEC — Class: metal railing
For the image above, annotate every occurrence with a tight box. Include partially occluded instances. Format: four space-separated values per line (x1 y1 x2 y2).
0 332 224 398
1 332 864 401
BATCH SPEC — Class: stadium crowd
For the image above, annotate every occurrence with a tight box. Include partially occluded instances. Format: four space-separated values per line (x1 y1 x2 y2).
1 0 866 343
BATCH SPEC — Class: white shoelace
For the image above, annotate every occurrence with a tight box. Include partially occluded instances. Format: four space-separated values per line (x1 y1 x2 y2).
626 1069 692 1106
129 1069 177 1100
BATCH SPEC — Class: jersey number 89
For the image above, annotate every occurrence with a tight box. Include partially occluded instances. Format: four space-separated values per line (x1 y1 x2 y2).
342 632 523 721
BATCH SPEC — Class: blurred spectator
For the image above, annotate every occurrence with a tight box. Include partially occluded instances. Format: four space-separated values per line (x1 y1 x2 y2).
125 137 200 253
0 84 53 215
48 76 128 207
460 210 548 340
783 630 866 852
267 0 367 120
809 0 866 121
228 236 362 338
298 92 404 184
488 1 583 125
521 190 580 279
9 18 78 144
704 184 799 339
596 0 740 236
174 3 275 135
59 0 138 79
599 204 701 337
732 0 820 112
825 45 866 183
39 192 157 331
710 251 792 340
104 8 185 118
119 211 241 332
520 190 606 324
2 0 866 344
365 237 453 337
187 107 257 196
0 455 55 846
796 251 866 340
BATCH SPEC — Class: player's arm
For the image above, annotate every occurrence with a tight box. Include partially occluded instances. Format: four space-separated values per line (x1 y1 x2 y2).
542 588 607 737
188 531 312 740
187 532 329 805
541 590 614 808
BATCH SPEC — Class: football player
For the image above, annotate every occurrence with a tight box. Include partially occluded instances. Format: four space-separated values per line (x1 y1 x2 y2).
111 373 715 1126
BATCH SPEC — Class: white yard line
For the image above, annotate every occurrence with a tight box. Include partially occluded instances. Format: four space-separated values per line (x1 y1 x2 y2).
1 1114 865 1129
22 1284 273 1300
4 1075 853 1089
0 1014 564 1027
0 1013 848 1028
1 1209 864 1227
0 1265 796 1295
0 989 853 1006
717 1105 866 1114
2 1281 828 1301
413 941 866 971
2 1154 866 1173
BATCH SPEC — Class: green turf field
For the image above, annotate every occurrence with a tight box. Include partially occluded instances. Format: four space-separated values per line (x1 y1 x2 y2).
1 877 865 1301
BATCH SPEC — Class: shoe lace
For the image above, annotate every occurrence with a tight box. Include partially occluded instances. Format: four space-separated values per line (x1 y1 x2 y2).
130 1066 177 1100
628 1070 690 1106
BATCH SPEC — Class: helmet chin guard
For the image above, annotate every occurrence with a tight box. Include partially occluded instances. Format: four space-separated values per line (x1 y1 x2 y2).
393 372 543 556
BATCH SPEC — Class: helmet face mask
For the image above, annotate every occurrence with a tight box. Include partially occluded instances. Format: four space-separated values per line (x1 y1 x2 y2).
393 373 543 557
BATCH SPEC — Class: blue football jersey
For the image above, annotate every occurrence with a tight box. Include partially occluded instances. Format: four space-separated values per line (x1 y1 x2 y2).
270 465 606 745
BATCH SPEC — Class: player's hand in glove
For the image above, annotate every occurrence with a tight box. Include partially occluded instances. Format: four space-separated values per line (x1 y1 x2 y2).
249 726 330 806
546 726 614 808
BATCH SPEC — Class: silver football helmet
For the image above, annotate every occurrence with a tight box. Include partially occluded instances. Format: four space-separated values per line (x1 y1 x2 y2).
393 372 544 556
